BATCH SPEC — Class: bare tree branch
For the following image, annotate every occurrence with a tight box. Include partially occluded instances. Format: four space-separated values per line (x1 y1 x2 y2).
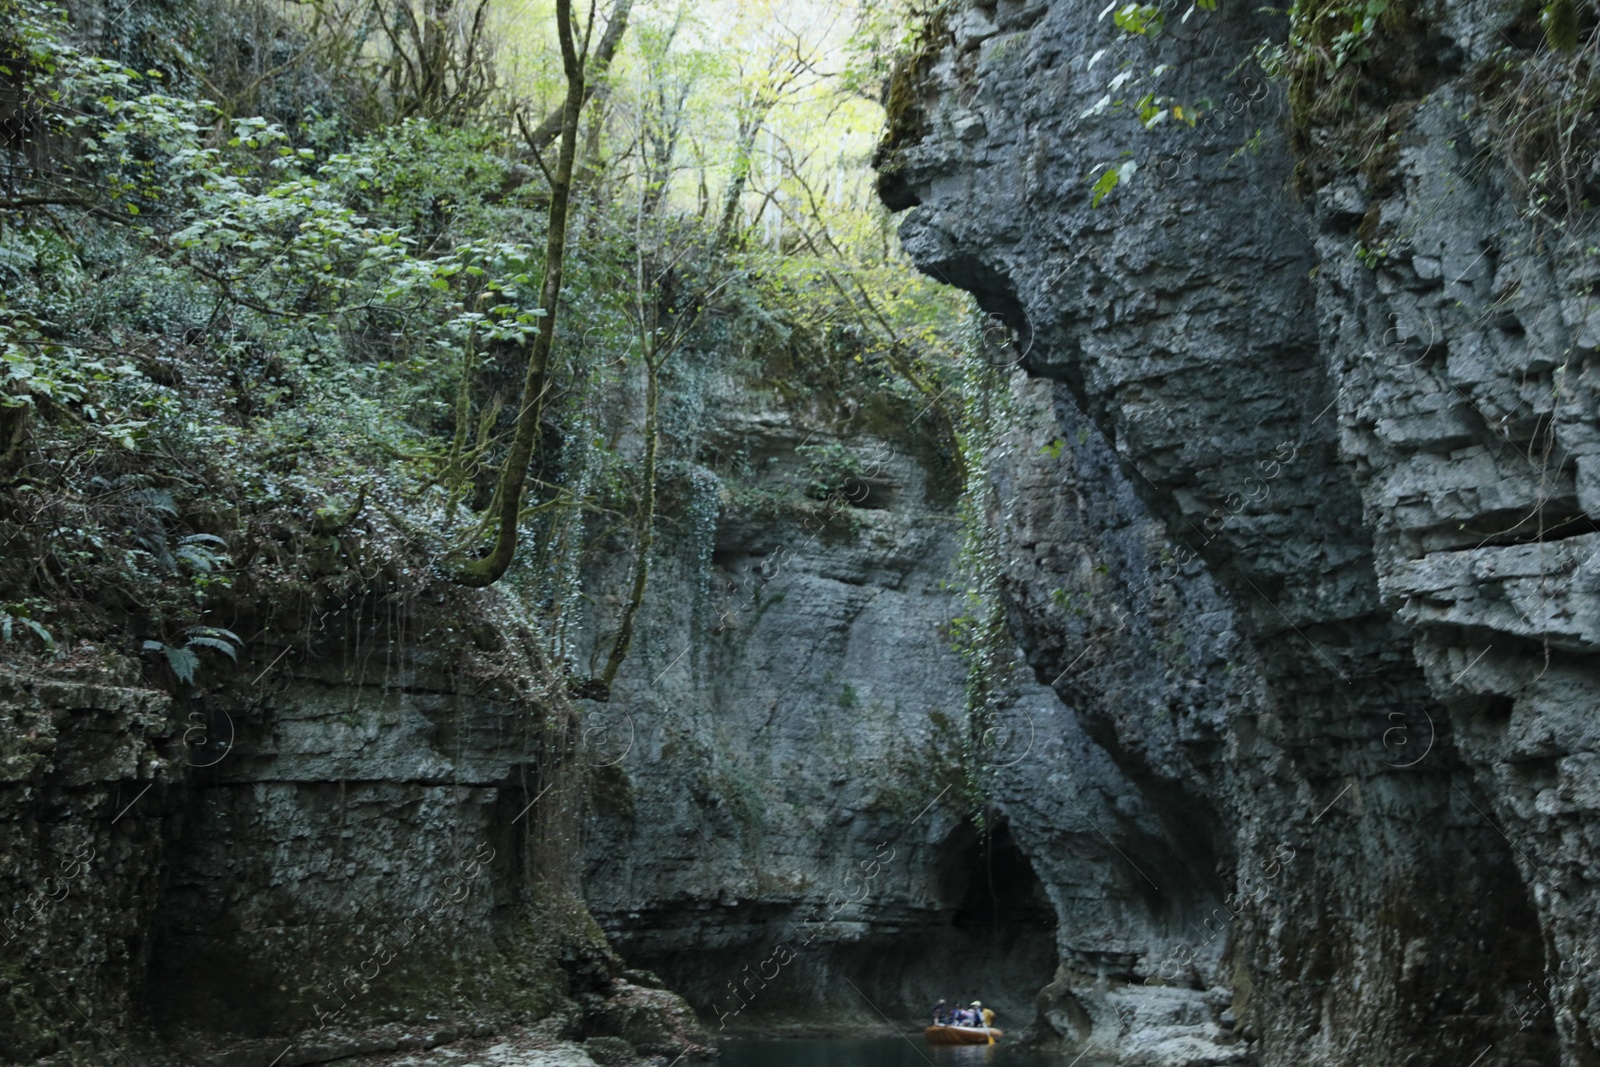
521 0 634 154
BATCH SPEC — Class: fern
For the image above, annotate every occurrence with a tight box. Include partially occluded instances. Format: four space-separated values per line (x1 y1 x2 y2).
185 625 241 646
1 612 55 650
175 533 230 572
144 641 201 684
132 488 178 519
142 627 242 685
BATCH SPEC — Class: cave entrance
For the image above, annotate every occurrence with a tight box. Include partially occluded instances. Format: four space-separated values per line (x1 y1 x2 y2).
599 818 1059 1029
939 818 1059 935
838 817 1058 1026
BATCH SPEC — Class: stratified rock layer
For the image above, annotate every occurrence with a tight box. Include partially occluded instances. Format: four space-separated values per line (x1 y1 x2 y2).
876 0 1597 1064
578 413 1068 1029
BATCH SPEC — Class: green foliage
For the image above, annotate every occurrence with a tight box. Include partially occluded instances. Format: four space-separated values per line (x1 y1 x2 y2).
0 0 525 672
1068 0 1218 203
1050 588 1087 618
875 1 955 167
1269 0 1407 138
1543 0 1581 52
841 0 948 104
1268 0 1595 222
1342 0 1391 63
1353 240 1390 268
946 300 1022 831
1089 158 1139 207
1108 2 1165 36
1469 24 1600 224
796 442 866 500
0 0 214 213
176 533 229 572
1 601 55 650
0 0 961 702
0 0 968 1051
142 626 242 685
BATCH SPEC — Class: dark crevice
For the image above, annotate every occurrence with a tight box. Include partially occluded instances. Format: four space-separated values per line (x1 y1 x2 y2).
1411 506 1600 556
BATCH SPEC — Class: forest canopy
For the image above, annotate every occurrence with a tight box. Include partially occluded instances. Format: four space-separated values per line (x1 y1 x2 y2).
0 0 970 693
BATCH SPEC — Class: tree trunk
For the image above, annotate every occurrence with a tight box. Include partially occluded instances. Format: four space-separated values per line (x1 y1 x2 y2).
522 0 633 154
600 352 659 689
443 0 586 588
714 116 757 251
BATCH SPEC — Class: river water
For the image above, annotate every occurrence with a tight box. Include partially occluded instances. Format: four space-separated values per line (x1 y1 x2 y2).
718 1037 1115 1067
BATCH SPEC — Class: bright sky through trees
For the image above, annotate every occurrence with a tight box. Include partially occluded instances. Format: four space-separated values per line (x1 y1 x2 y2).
494 0 892 246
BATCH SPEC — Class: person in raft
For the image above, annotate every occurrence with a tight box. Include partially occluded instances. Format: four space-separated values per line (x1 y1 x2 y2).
972 1001 995 1027
933 999 950 1024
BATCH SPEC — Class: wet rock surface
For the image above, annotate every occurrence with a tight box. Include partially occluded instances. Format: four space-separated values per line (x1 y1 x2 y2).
0 671 175 1062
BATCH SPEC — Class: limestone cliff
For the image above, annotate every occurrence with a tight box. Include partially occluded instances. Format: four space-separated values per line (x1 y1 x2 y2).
1 592 709 1066
873 0 1598 1063
6 0 1598 1063
575 400 1066 1028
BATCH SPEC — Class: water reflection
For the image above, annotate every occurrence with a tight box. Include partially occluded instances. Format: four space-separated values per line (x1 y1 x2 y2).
717 1037 1115 1067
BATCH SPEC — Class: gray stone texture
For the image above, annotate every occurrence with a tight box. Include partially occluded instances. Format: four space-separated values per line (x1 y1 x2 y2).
874 0 1599 1063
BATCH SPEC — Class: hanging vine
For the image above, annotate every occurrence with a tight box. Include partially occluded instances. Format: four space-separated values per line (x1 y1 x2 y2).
948 298 1022 832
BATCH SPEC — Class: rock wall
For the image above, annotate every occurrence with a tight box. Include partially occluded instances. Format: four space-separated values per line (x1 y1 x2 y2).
1 671 175 1064
141 605 580 1049
9 0 1598 1062
875 0 1598 1064
1 593 709 1066
575 403 1068 1029
580 372 1278 1062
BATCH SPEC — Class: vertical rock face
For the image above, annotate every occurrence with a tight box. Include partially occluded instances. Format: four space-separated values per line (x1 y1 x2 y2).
6 3 1595 1063
140 623 574 1042
574 377 1307 1049
876 0 1598 1064
1302 20 1600 1064
569 381 1265 1045
0 673 174 1063
1 602 693 1064
577 414 1069 1027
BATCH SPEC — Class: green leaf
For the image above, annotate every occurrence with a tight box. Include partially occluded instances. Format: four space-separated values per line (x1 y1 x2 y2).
2 614 54 650
1089 165 1121 207
21 618 55 649
155 643 200 684
1111 2 1164 34
186 636 238 659
176 545 218 571
185 625 242 644
164 645 200 683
